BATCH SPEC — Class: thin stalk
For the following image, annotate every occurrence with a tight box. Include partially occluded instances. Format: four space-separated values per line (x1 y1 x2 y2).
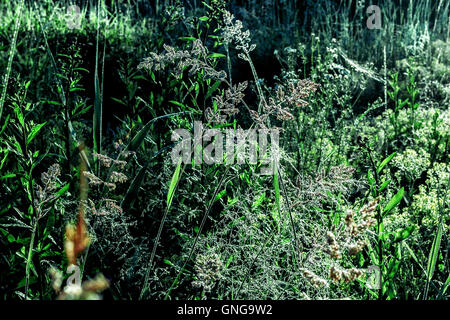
277 167 300 267
35 4 92 172
163 123 257 300
139 163 186 300
0 0 24 125
236 231 275 297
244 51 266 114
93 0 104 175
24 218 37 299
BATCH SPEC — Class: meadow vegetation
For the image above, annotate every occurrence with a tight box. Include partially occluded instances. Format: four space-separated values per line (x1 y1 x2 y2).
0 0 448 300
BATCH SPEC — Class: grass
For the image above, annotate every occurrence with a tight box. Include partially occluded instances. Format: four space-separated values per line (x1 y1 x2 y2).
0 0 448 301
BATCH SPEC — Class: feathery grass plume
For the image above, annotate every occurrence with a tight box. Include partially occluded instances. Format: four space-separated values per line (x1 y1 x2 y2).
48 267 63 294
327 197 379 259
93 152 128 169
206 81 247 124
58 145 111 300
302 269 329 289
325 196 381 285
329 266 364 283
34 164 63 208
292 165 358 210
326 231 341 260
110 171 128 183
83 171 103 186
220 10 266 112
138 39 227 80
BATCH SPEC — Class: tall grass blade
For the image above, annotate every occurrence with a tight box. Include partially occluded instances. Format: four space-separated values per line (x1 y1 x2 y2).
424 218 443 299
377 152 396 174
438 274 450 299
140 160 184 299
167 160 182 210
426 220 442 282
93 1 104 170
274 168 280 212
0 0 24 125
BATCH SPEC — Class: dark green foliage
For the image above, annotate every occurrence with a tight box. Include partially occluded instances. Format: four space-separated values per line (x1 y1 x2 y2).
0 0 448 301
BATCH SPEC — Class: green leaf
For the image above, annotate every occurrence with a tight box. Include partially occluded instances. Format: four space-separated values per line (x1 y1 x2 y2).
7 233 15 243
56 183 70 196
43 100 61 106
26 122 46 145
111 97 127 106
168 100 185 109
179 36 197 42
426 221 443 282
69 87 84 93
438 274 450 298
377 152 396 174
382 187 404 217
127 121 154 152
202 1 213 10
74 67 89 73
367 170 375 187
93 33 103 158
0 114 10 136
225 255 233 268
274 169 280 213
378 179 391 192
167 160 182 210
127 112 193 153
252 193 265 210
214 189 227 202
0 148 9 170
163 259 174 267
13 104 24 127
404 243 420 265
387 258 401 279
1 173 16 180
391 225 415 244
205 81 221 101
208 53 226 59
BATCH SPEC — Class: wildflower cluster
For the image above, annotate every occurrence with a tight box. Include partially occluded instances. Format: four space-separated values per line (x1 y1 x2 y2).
326 198 379 284
83 153 129 191
34 164 63 211
192 253 223 293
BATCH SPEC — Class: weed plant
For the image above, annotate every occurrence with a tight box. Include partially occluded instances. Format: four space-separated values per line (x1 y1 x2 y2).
0 0 448 300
